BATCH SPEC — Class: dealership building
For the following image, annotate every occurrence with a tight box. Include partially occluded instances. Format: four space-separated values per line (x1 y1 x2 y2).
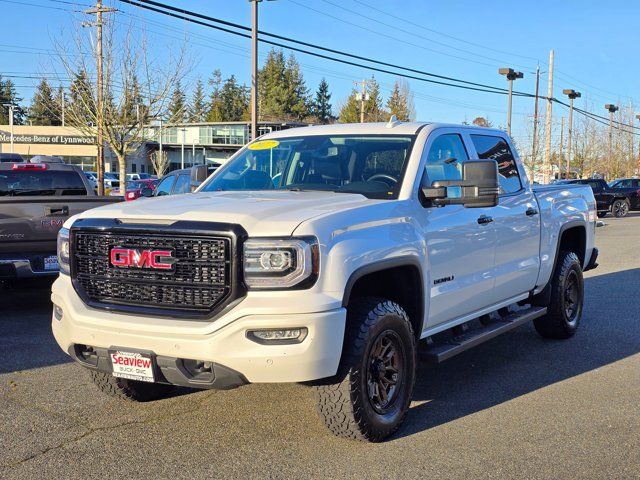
0 121 306 173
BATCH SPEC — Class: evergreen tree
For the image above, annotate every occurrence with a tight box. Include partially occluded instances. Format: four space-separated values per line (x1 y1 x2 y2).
69 70 95 125
207 69 224 122
0 78 24 125
364 76 386 122
168 81 187 123
312 78 334 124
338 88 360 123
29 78 59 126
283 54 310 120
386 79 415 121
258 49 288 120
216 75 249 122
189 78 208 123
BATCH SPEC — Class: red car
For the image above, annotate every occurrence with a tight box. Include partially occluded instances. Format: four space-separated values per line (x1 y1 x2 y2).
125 179 159 201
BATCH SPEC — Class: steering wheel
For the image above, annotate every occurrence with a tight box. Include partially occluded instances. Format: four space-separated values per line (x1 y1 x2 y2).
366 173 398 187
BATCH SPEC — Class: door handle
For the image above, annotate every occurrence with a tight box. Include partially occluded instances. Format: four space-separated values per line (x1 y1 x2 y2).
477 215 493 225
45 206 69 216
525 208 539 216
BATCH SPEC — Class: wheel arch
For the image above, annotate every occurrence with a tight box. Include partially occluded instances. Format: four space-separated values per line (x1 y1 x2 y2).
342 257 425 339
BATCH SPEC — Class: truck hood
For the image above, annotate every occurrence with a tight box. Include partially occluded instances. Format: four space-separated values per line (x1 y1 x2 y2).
72 190 377 236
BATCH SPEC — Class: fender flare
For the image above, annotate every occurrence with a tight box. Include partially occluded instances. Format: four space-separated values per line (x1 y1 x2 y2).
341 256 425 335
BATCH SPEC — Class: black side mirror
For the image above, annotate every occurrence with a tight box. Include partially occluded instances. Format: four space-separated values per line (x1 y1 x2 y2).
190 165 209 190
422 160 499 208
140 187 154 198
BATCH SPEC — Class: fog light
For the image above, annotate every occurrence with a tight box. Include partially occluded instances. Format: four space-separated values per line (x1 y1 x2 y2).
53 304 63 321
247 328 308 345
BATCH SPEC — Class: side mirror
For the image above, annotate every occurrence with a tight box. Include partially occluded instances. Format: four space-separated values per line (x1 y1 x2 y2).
422 160 499 208
140 187 154 198
190 165 209 190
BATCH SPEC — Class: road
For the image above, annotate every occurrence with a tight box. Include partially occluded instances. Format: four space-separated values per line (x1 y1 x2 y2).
1 215 639 479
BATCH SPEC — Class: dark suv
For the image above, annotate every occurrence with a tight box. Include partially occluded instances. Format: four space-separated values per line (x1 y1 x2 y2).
559 178 637 217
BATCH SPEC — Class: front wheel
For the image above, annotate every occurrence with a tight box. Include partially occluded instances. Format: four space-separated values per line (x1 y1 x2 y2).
612 199 629 217
314 298 416 442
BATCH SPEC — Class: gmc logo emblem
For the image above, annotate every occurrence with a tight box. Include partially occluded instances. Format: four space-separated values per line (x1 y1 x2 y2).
109 248 175 270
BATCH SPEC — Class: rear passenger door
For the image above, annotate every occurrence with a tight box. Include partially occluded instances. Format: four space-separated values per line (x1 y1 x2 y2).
469 134 540 303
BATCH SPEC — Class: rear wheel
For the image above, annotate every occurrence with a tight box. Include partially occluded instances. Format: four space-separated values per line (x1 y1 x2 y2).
534 251 584 339
314 297 416 442
89 370 174 401
612 199 629 217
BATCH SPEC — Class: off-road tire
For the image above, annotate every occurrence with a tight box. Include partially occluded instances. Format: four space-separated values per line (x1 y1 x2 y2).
314 297 416 442
612 199 629 218
534 251 584 339
89 370 174 401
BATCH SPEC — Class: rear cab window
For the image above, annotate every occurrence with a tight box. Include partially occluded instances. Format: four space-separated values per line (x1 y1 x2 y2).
470 135 522 194
0 169 87 196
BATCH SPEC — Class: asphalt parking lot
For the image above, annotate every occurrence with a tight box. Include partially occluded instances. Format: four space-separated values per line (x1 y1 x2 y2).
1 215 639 479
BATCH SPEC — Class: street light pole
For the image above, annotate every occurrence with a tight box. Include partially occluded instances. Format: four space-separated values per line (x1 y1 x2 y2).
498 68 523 136
605 104 619 175
3 104 15 153
636 114 640 176
562 89 581 179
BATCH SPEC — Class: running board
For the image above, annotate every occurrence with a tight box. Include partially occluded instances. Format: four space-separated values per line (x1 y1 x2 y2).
419 306 547 364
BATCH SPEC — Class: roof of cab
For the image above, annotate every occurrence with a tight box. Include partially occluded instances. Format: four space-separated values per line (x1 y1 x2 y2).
262 121 508 139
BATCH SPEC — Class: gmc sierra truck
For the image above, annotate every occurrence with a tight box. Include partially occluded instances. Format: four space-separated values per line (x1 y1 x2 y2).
0 160 121 281
51 121 598 441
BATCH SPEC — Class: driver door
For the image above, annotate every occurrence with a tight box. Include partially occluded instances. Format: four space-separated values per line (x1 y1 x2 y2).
418 131 497 328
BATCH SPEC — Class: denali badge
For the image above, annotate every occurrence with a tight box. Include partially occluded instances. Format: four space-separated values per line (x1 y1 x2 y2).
109 248 174 270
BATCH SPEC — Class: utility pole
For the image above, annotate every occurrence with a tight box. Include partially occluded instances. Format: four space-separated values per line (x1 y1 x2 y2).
250 0 258 140
562 89 581 180
532 67 541 169
498 68 524 136
605 103 619 175
2 104 14 153
84 0 114 195
354 79 369 123
636 114 640 176
542 50 554 184
559 116 564 179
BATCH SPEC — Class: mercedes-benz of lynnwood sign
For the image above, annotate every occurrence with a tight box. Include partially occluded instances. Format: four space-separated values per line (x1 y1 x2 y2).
51 120 598 441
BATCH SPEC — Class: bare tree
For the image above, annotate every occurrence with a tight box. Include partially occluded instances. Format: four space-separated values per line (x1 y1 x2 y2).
149 150 169 178
53 19 187 191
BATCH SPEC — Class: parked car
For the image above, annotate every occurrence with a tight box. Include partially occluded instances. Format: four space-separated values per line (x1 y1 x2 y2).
0 153 24 163
126 173 155 181
52 122 597 441
558 178 637 217
124 179 159 201
85 171 120 192
0 161 121 281
141 166 216 198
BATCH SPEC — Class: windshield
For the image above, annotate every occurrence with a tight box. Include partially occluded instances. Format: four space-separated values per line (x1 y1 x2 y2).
104 172 119 179
200 135 415 199
0 170 87 196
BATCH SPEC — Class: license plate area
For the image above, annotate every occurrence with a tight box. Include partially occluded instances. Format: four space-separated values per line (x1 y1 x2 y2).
109 349 155 383
44 255 59 271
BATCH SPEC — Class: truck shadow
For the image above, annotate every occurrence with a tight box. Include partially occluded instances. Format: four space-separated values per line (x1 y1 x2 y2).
395 268 640 439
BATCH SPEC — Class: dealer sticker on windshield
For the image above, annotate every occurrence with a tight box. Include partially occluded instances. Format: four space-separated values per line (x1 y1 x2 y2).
110 351 155 383
248 139 280 150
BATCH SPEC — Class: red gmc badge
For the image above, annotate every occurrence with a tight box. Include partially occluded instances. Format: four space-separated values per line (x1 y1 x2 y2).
109 248 175 270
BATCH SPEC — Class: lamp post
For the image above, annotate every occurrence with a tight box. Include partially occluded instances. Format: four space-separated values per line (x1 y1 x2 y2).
636 114 640 176
2 103 15 153
180 127 187 169
562 89 581 179
498 68 524 136
605 104 619 174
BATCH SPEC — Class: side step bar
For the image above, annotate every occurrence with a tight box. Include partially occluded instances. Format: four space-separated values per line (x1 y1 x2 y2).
420 306 547 364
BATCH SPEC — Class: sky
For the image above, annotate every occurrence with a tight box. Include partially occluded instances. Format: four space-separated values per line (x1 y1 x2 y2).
1 0 639 146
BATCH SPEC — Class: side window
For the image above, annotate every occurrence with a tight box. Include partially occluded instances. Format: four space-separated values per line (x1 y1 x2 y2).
422 133 468 187
471 135 522 194
173 174 191 194
615 179 632 188
155 175 175 196
586 180 604 192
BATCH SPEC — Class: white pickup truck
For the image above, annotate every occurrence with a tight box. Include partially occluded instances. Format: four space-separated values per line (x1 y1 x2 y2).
52 121 598 441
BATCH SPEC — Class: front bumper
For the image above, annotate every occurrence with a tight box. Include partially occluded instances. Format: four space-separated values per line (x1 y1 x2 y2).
51 276 346 385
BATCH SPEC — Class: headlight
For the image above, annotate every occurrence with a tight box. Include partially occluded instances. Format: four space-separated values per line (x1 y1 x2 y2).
57 227 70 275
243 237 318 289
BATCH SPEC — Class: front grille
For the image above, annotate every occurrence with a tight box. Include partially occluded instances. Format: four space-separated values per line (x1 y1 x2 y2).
72 231 231 314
